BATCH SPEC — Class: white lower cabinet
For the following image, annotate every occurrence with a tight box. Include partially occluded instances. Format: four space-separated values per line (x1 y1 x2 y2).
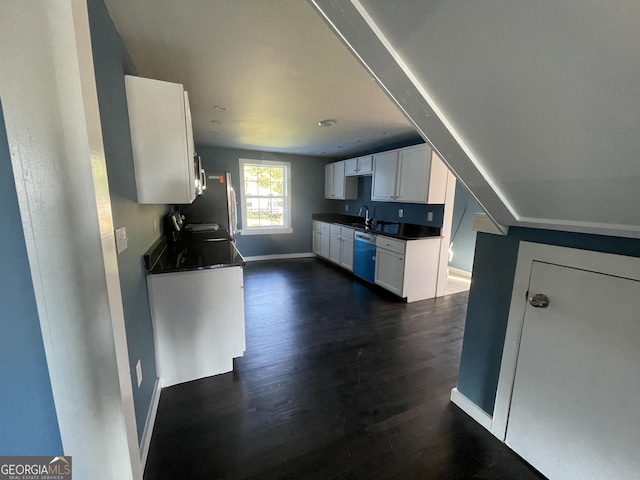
314 221 330 259
340 231 354 271
374 235 442 302
147 266 245 387
314 224 443 302
375 248 404 295
312 229 322 256
314 222 354 271
329 230 342 264
329 225 355 271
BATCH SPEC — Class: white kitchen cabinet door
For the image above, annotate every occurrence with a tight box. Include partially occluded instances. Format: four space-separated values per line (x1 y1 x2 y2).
340 239 354 271
357 155 373 175
371 150 398 201
324 164 333 198
331 161 347 198
396 144 431 203
504 259 640 480
374 248 405 296
312 229 322 255
345 156 373 176
340 227 355 271
319 232 330 259
125 75 196 204
325 161 357 199
329 233 342 264
426 151 450 204
344 158 359 176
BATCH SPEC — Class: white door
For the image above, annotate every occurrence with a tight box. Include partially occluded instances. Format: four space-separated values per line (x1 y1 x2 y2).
505 260 640 480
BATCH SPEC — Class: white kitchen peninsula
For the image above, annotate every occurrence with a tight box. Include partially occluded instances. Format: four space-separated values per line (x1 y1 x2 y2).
144 236 246 387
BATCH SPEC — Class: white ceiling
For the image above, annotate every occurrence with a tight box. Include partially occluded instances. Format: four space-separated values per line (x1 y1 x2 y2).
103 0 640 238
102 0 418 158
311 0 640 238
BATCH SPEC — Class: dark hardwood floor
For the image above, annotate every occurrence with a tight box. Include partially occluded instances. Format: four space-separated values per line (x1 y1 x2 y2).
144 259 544 480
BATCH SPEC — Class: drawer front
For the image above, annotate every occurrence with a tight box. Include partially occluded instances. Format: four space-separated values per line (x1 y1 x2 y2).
320 222 330 233
341 227 355 239
313 221 321 231
330 224 342 236
376 235 405 255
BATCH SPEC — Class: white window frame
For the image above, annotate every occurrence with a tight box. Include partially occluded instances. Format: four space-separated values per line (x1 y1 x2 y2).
238 158 293 235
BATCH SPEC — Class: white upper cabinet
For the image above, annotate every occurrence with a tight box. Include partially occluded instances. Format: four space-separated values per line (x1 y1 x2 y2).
345 158 358 176
345 155 373 176
125 75 196 204
396 145 432 203
371 150 399 201
325 161 357 199
372 144 449 204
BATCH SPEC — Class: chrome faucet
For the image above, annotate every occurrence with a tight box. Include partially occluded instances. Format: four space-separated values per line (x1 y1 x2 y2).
358 204 369 223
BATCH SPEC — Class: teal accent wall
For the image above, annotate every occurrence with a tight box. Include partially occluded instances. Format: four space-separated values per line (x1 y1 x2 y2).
0 102 63 454
196 146 333 257
458 227 640 414
449 182 484 272
88 0 167 443
336 175 445 228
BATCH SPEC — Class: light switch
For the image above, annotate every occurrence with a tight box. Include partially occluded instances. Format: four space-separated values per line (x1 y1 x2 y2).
115 226 128 254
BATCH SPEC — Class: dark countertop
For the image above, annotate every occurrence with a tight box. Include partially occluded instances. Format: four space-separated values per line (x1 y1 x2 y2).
144 231 245 275
312 213 442 240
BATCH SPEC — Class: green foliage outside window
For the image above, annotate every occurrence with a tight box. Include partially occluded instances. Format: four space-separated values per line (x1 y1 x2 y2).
243 164 286 227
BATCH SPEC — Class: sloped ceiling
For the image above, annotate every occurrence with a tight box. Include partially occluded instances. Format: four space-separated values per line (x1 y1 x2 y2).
311 0 640 238
102 0 418 158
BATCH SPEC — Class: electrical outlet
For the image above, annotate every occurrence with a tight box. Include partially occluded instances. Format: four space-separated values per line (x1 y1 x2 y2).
398 208 404 218
136 359 142 388
115 226 128 254
427 212 434 221
153 217 158 234
345 204 349 212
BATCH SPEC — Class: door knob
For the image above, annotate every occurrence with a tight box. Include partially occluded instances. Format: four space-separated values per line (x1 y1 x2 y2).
528 293 550 308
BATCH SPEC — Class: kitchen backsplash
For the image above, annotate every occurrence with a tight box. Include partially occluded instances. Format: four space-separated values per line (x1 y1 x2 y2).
333 175 445 228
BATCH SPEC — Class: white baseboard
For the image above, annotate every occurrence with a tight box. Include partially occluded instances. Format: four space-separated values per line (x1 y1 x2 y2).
450 387 493 431
140 378 162 470
447 266 472 280
244 252 315 262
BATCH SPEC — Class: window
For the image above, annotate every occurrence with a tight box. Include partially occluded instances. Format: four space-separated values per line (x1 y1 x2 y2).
238 159 292 235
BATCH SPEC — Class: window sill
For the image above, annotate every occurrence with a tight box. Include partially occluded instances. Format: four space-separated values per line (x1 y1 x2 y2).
239 228 293 236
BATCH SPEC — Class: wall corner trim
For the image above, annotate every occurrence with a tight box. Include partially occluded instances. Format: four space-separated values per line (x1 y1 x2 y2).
140 378 162 469
450 387 493 431
472 213 509 235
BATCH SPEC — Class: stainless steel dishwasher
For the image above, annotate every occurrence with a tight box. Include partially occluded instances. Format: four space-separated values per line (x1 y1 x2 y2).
353 231 376 283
